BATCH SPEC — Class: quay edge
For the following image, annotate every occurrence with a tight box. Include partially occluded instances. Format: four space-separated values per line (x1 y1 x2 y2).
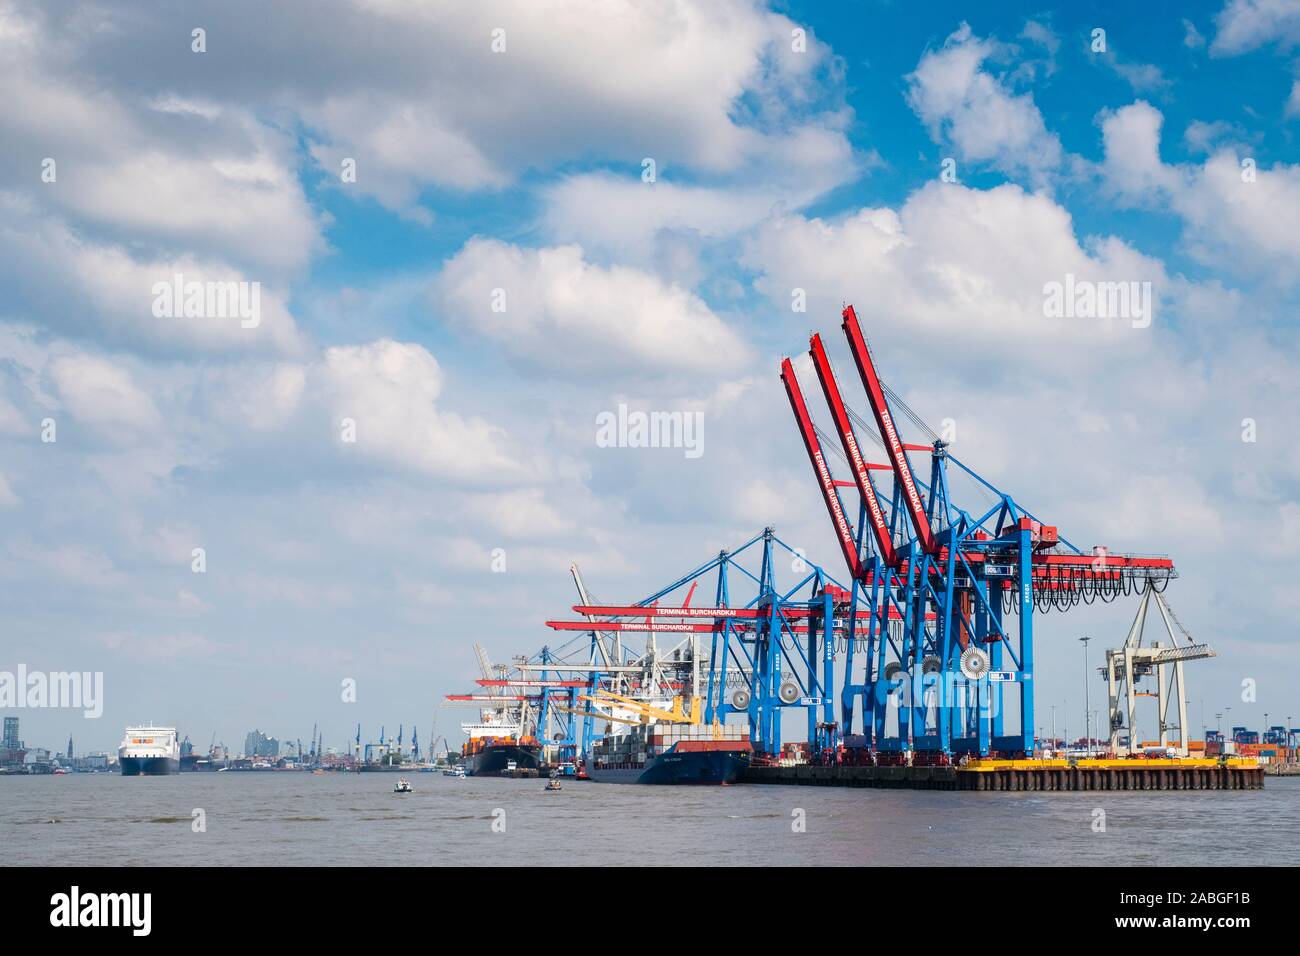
741 758 1265 792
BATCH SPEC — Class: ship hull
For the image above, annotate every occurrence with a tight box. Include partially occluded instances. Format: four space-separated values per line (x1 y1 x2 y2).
587 748 749 785
464 744 541 777
119 756 180 776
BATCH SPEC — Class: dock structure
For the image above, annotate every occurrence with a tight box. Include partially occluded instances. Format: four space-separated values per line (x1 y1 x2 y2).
742 758 1264 792
531 304 1250 784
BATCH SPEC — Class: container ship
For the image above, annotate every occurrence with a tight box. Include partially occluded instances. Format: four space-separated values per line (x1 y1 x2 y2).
119 726 180 775
461 722 542 777
586 720 752 784
447 644 546 776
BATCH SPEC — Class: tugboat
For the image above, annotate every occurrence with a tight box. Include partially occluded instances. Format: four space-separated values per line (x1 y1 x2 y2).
393 777 413 793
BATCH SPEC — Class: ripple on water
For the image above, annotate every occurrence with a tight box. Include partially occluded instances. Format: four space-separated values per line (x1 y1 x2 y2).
5 773 1297 866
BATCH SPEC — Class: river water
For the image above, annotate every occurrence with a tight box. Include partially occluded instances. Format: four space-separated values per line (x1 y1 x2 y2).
3 772 1296 866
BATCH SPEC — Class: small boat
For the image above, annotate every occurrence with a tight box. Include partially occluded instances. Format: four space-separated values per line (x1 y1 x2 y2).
393 778 413 793
443 766 466 778
544 770 562 792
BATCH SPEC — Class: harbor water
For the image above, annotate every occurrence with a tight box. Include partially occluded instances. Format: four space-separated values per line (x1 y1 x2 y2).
3 773 1297 866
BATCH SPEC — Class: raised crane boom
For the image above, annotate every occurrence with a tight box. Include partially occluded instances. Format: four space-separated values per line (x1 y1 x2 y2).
808 332 898 568
840 305 938 556
570 563 614 669
780 357 865 581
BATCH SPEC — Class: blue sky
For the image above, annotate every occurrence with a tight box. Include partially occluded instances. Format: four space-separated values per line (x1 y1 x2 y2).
2 0 1299 756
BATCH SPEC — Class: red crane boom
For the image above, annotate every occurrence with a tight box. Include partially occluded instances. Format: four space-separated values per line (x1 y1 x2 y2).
840 305 938 555
780 357 865 581
808 333 898 568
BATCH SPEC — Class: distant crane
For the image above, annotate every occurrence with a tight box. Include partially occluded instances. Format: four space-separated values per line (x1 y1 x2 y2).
1105 582 1215 756
572 563 616 676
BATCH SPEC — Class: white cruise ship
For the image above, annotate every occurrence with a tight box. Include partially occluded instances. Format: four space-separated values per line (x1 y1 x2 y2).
119 726 180 775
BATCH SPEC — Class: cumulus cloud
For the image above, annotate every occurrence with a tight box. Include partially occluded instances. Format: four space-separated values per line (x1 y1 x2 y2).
49 353 161 432
540 120 859 266
315 339 531 483
0 194 306 357
1211 0 1300 55
29 0 851 220
742 181 1165 366
905 22 1063 184
0 4 316 357
0 3 325 278
1096 101 1182 198
435 239 753 377
307 0 846 210
0 326 538 489
1099 101 1300 279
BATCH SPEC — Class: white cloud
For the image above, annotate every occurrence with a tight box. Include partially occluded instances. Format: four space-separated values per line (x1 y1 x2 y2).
461 488 572 539
1211 0 1300 55
540 120 858 266
1108 58 1171 94
0 326 540 490
0 194 306 357
743 181 1166 366
101 0 852 218
315 339 532 483
435 239 753 377
5 538 127 590
0 6 324 278
1183 118 1248 153
49 353 160 432
541 174 783 267
1099 101 1300 279
1020 20 1060 60
1096 101 1182 200
905 22 1063 184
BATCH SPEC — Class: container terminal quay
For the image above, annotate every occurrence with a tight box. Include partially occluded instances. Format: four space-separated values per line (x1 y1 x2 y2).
4 306 1292 792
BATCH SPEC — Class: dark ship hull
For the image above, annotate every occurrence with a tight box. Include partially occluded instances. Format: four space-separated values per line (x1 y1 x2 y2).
120 756 180 776
587 745 750 784
464 743 541 777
